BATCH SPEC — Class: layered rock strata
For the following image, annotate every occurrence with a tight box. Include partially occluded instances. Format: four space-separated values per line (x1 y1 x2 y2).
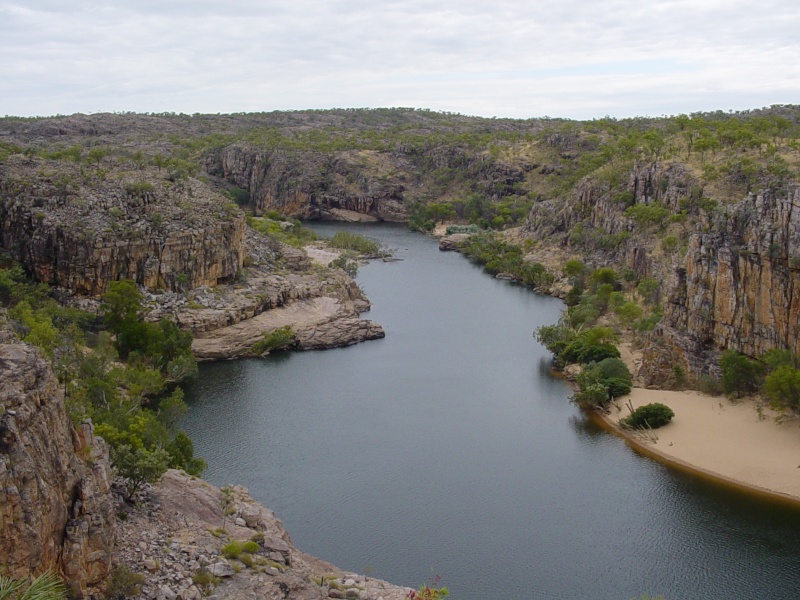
208 145 407 221
0 157 246 296
642 188 800 383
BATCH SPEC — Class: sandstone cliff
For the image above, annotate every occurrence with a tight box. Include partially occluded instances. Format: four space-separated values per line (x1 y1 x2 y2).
642 188 800 384
0 323 114 598
0 156 245 296
207 144 408 221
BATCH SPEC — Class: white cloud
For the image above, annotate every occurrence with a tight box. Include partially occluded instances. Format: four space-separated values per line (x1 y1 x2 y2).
1 0 798 118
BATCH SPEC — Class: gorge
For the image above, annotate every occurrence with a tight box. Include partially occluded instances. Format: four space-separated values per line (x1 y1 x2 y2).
2 108 800 598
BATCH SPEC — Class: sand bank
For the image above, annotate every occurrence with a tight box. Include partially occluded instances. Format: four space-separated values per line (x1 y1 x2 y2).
601 388 800 503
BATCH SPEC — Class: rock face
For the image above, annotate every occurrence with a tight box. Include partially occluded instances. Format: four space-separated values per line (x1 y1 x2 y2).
0 324 114 598
642 188 800 383
0 157 246 296
523 161 696 282
208 145 408 221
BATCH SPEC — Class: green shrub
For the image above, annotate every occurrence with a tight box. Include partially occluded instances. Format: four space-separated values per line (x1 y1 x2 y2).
764 365 800 414
720 350 763 398
221 541 244 559
573 382 610 407
697 375 723 396
250 325 295 355
242 540 260 554
328 231 381 255
108 566 145 599
605 377 633 398
595 357 632 383
621 403 675 429
192 569 221 596
625 203 669 227
575 343 620 364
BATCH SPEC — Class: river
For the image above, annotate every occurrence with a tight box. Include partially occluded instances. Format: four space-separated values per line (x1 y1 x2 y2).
182 223 800 600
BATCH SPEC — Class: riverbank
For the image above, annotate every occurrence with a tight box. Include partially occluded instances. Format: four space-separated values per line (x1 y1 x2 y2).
600 388 800 504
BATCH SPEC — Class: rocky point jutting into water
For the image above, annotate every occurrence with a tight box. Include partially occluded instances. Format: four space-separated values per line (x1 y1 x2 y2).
2 108 800 594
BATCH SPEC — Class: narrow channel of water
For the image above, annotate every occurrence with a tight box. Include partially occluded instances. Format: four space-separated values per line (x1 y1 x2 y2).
183 223 800 600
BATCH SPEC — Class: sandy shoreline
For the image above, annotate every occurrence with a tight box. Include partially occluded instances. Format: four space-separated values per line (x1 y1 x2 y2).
599 388 800 504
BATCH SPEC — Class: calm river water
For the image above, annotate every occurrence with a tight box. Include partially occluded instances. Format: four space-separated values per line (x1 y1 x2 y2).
183 223 800 600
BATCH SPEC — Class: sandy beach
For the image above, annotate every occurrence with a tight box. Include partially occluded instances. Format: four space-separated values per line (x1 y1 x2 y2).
601 388 800 503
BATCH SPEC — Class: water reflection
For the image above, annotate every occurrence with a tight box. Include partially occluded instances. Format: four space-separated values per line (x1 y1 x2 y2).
183 223 800 600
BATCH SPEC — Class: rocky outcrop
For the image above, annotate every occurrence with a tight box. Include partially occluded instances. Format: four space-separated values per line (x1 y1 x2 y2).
208 145 408 221
188 272 385 360
0 157 246 296
114 470 411 600
642 188 800 383
523 161 697 281
0 324 114 598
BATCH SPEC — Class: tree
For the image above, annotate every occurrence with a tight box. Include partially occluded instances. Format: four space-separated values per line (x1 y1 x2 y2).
719 350 762 398
764 365 800 414
111 443 170 500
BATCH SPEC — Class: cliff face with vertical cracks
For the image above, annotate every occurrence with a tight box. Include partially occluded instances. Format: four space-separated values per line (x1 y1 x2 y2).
207 144 408 221
0 157 245 296
642 188 800 383
523 161 699 284
0 324 114 597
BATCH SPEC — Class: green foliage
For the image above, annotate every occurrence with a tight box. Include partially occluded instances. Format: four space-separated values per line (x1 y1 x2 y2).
574 357 632 407
109 443 171 499
588 267 618 288
719 350 763 398
535 323 620 368
624 203 670 227
328 231 382 255
221 541 244 559
192 569 221 596
246 215 318 248
458 233 554 288
0 572 66 600
123 181 155 199
107 566 145 599
250 325 295 355
621 403 675 429
764 365 800 413
636 278 659 305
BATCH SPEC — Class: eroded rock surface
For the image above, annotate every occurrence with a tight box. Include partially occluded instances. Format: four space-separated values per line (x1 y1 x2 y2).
114 470 411 600
0 324 114 598
0 157 246 296
642 188 800 383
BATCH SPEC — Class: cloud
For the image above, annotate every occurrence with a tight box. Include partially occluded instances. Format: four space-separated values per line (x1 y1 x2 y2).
1 0 798 118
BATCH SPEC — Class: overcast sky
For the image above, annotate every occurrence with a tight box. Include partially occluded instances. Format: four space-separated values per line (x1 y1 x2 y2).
1 0 798 120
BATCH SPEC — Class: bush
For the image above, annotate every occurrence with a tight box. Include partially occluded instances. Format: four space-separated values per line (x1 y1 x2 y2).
697 375 723 396
250 325 295 355
328 231 381 255
221 541 244 559
621 403 675 429
576 343 620 364
242 540 260 554
764 365 800 414
605 377 633 398
720 350 763 398
108 566 145 599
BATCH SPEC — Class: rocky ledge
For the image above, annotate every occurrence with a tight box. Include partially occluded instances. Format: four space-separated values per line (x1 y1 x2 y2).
115 470 410 600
